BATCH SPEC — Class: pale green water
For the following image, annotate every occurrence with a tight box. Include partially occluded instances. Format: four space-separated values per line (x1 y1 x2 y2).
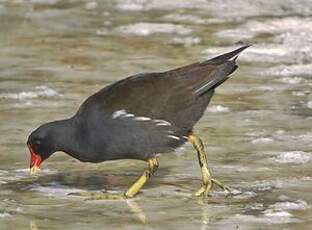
0 0 312 229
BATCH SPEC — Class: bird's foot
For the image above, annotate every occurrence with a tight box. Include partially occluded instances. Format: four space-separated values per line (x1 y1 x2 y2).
68 191 126 200
194 178 231 198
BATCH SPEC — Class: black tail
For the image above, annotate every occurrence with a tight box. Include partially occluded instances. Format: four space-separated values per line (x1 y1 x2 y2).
204 44 250 65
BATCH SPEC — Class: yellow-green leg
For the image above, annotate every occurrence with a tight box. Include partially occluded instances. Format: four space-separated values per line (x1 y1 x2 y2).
70 156 159 200
188 134 230 197
125 156 159 198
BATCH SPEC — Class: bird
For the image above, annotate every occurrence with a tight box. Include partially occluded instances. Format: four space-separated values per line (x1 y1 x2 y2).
27 45 249 199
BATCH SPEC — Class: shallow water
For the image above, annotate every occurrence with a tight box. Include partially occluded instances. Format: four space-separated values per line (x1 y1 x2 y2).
0 0 312 229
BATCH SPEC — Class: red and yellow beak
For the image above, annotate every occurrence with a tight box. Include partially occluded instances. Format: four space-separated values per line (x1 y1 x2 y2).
27 144 42 175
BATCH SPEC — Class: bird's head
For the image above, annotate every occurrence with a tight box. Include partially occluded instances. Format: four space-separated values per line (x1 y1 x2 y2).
27 123 58 175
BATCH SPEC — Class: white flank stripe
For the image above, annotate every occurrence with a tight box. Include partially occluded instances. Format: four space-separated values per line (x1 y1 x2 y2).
194 79 218 94
112 109 126 119
168 135 180 140
134 116 151 121
124 113 134 118
154 119 171 126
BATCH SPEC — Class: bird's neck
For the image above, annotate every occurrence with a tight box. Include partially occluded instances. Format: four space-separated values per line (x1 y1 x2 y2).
48 118 78 153
51 117 89 161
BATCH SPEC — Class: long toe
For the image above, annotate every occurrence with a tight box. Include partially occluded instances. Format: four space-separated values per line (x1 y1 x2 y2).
211 178 231 193
68 191 126 200
86 193 125 200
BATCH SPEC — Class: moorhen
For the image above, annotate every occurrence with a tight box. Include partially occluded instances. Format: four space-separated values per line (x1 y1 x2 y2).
27 45 249 199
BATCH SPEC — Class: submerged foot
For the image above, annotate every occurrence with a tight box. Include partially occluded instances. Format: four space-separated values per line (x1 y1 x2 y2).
194 178 231 197
68 191 126 200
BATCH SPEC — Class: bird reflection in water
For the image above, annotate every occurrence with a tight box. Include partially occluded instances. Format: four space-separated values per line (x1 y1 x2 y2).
197 200 210 230
29 221 38 230
126 200 148 224
28 199 148 229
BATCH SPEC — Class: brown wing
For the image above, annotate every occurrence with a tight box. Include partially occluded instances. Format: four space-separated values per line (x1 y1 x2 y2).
78 45 248 134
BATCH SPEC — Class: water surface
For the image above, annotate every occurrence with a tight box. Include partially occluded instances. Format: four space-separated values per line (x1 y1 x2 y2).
0 0 311 229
